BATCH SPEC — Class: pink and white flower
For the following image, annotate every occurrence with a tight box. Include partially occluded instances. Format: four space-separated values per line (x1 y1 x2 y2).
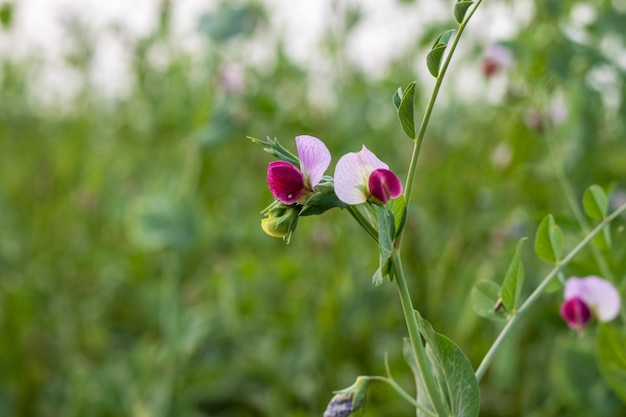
560 276 621 330
267 135 331 205
334 146 403 205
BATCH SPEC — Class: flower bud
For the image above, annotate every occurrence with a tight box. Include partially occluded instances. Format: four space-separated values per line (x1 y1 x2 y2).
323 394 354 417
323 376 370 417
261 205 299 242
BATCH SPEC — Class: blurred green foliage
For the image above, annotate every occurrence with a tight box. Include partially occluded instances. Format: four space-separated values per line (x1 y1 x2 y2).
1 0 626 416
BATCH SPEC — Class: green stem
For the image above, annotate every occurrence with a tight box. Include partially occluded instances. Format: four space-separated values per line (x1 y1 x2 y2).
402 0 483 213
347 205 378 241
392 253 449 416
475 201 626 381
368 376 436 417
545 134 614 281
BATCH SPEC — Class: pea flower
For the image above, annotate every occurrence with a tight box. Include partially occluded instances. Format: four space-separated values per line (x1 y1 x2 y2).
267 135 331 205
482 43 513 78
560 276 621 330
334 146 403 205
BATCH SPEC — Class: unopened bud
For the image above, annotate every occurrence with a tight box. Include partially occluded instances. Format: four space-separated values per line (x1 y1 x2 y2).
323 376 370 417
323 394 354 417
260 204 299 242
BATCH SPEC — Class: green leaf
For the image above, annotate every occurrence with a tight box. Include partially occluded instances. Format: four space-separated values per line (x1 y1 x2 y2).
534 214 563 264
397 81 416 139
426 30 455 77
583 185 608 220
471 280 509 321
594 225 612 250
499 238 526 312
373 205 395 285
392 87 402 110
454 1 473 24
597 323 626 402
426 45 447 77
388 195 407 238
404 312 480 417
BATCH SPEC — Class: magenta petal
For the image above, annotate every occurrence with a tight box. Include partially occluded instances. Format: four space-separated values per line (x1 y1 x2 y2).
267 161 304 205
564 276 621 322
368 168 403 204
560 296 592 329
296 135 331 189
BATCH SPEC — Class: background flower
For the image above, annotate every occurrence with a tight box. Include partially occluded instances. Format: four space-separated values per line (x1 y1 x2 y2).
560 276 621 329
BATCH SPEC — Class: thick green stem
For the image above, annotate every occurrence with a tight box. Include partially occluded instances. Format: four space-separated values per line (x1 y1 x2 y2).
392 253 449 416
475 202 626 381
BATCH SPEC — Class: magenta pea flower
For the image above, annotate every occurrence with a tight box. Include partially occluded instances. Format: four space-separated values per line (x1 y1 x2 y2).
560 276 621 330
334 146 403 205
267 135 331 205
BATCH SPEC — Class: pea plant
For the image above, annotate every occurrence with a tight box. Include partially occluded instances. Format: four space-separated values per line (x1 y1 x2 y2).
250 1 626 415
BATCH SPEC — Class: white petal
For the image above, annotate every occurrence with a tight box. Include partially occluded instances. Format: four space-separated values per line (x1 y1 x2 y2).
334 152 368 205
357 146 388 171
296 135 331 189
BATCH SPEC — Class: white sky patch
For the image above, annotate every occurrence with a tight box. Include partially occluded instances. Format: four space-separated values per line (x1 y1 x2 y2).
0 0 520 102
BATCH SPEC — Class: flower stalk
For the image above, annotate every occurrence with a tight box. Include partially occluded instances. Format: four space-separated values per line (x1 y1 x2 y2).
475 201 626 381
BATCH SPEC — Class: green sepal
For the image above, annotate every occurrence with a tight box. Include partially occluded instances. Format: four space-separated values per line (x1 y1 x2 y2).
299 177 346 216
248 136 299 166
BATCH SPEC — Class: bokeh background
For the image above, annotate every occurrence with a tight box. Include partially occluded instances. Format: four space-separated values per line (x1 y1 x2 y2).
1 0 626 416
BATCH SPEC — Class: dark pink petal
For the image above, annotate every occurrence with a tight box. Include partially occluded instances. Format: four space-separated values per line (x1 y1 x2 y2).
267 161 304 205
560 296 592 330
564 276 621 322
368 168 403 204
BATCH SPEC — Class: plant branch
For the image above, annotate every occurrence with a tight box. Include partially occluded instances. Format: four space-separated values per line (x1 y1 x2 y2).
475 201 626 381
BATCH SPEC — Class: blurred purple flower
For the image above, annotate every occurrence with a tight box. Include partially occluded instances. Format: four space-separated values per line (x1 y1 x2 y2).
267 135 331 205
218 61 245 93
482 44 513 78
334 146 402 205
560 276 621 330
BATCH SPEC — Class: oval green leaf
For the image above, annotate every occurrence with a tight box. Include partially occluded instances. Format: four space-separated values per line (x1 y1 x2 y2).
397 81 416 138
427 45 447 77
583 185 608 220
407 312 480 417
454 1 474 23
471 280 508 321
392 87 402 110
534 214 563 264
499 238 526 312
